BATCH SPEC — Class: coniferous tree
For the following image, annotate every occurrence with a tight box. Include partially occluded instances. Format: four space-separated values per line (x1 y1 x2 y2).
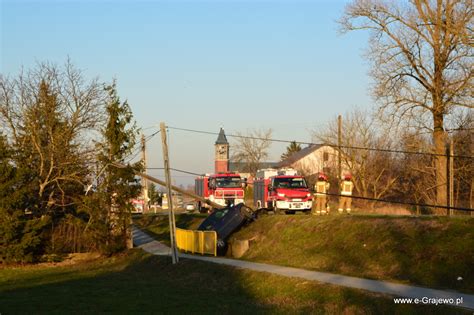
0 134 49 263
148 183 161 205
84 82 141 253
1 61 108 258
280 141 302 161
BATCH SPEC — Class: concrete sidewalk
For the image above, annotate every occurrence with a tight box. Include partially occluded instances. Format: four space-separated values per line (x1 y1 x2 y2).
132 226 474 311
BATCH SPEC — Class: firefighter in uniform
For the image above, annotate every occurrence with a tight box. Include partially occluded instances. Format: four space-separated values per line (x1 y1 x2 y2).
314 173 330 215
338 173 354 214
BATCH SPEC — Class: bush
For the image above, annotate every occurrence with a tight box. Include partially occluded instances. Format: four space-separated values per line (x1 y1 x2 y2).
0 209 51 264
49 214 92 254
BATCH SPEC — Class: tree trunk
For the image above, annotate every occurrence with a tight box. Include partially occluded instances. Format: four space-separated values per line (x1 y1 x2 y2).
433 111 447 214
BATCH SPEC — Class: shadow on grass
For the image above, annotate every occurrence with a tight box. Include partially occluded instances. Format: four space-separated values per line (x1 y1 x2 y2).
1 249 467 314
0 252 272 314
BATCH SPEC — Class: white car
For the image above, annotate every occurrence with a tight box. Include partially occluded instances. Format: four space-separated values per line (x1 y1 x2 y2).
185 203 196 212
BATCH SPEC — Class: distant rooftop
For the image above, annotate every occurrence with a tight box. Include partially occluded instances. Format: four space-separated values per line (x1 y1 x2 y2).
277 144 325 167
229 161 280 173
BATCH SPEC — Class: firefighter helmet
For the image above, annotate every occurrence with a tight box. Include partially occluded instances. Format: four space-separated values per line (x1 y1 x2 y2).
343 173 352 180
318 173 328 181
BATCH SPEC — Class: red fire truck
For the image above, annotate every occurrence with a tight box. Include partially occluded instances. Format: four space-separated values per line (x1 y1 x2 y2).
254 168 312 214
195 173 245 212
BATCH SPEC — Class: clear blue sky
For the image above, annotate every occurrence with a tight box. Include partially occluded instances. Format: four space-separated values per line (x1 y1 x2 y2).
1 0 372 186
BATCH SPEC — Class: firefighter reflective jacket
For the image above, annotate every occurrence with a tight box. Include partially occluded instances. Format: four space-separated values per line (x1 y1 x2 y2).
340 180 353 196
315 181 330 196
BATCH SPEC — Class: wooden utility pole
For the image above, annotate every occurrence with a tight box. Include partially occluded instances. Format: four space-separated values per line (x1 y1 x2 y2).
446 143 450 216
449 139 454 216
446 139 455 216
471 179 473 217
338 115 342 186
141 134 149 213
160 122 179 264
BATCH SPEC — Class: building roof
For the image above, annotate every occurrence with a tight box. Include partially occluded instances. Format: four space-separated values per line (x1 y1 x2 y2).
277 144 326 167
229 161 279 173
215 128 229 145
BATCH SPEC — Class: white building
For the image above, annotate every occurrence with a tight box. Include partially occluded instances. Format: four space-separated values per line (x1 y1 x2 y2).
277 144 350 178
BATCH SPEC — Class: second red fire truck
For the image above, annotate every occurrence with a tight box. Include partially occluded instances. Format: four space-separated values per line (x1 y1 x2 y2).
195 173 245 212
254 168 312 214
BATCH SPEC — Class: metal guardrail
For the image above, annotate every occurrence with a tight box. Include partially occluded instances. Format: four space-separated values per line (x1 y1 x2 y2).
176 228 217 256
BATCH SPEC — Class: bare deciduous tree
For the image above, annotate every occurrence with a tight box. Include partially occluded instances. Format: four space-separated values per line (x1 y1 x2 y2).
0 60 106 213
451 110 474 211
231 128 272 174
340 0 473 211
396 132 437 214
314 109 399 208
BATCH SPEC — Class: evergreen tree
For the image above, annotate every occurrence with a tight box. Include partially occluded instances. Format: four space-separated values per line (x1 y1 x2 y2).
0 134 49 263
148 183 161 205
280 141 302 161
1 61 109 258
83 82 141 253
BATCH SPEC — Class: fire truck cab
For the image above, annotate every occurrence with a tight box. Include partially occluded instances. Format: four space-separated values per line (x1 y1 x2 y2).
254 168 312 214
195 173 245 212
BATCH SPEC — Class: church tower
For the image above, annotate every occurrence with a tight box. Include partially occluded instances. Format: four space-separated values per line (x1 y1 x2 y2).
215 128 229 173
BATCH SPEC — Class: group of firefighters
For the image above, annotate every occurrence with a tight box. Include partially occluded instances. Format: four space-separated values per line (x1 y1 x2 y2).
313 173 354 215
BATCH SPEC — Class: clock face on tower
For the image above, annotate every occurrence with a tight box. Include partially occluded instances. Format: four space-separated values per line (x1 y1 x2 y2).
218 145 226 155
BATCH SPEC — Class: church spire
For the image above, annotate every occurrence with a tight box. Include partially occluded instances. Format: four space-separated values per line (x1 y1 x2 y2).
215 128 229 173
215 127 228 145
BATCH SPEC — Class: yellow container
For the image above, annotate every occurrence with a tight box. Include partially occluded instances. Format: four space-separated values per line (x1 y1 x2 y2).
176 228 217 256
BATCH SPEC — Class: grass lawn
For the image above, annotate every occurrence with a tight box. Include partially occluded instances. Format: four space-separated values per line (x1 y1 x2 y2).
134 213 474 294
0 250 466 314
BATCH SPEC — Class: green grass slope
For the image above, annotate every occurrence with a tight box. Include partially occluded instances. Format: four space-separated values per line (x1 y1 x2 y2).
135 213 474 294
234 215 474 293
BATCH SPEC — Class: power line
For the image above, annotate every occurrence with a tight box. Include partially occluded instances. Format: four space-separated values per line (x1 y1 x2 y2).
139 125 473 213
147 167 203 177
446 127 474 132
168 126 293 144
124 147 143 163
124 130 161 163
144 174 196 178
319 192 474 213
168 126 474 159
142 125 159 131
171 168 203 176
150 165 474 212
143 129 161 143
241 181 473 212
